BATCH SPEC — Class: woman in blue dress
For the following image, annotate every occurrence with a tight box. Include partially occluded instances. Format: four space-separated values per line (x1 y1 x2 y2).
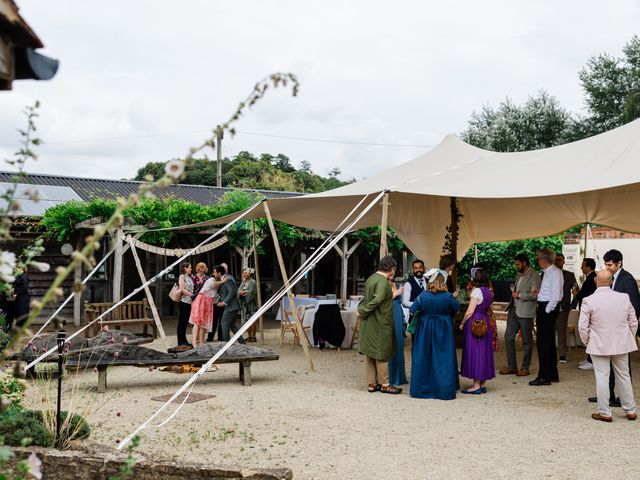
408 269 460 399
388 296 408 386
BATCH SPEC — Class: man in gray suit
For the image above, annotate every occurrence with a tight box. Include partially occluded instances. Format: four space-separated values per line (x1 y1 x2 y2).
214 265 245 344
500 253 541 376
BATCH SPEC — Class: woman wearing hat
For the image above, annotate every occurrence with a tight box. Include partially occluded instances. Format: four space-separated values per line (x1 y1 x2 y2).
238 267 258 342
408 268 460 399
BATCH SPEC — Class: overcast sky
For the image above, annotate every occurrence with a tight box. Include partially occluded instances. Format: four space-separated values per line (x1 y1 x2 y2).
1 0 639 182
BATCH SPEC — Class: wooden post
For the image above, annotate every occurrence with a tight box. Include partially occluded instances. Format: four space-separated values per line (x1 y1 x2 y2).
583 223 588 260
112 229 124 302
379 192 389 259
333 237 361 302
251 221 265 343
263 201 314 370
73 262 82 327
129 242 169 348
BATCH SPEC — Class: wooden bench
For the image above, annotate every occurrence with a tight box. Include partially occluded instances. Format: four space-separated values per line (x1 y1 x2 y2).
83 300 158 339
65 342 279 393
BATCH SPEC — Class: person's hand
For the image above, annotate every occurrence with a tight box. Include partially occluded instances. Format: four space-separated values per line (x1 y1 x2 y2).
459 321 465 331
217 302 225 307
530 287 539 297
512 291 519 299
453 290 459 298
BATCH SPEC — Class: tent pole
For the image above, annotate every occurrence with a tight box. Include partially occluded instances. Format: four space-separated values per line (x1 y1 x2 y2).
449 197 459 287
251 220 264 344
379 192 389 259
263 201 314 371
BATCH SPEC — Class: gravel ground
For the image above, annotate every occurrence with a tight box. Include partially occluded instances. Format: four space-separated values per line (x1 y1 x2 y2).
23 319 640 479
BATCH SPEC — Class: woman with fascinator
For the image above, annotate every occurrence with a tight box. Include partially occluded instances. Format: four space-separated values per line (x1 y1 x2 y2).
408 268 460 399
459 267 496 394
238 267 258 342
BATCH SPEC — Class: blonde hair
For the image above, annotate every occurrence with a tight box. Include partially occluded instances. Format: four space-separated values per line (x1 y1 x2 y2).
195 262 207 274
426 275 448 293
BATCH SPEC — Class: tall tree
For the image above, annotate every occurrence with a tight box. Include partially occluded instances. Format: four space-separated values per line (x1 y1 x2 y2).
461 90 575 152
579 35 640 135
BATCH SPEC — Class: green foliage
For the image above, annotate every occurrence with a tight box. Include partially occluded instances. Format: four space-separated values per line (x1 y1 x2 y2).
39 183 323 248
134 151 351 193
356 226 404 254
461 90 576 152
0 410 53 448
0 408 90 449
458 236 563 287
579 35 640 134
109 435 140 480
0 372 27 405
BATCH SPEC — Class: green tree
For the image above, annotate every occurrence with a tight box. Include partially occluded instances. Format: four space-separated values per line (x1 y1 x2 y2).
461 90 575 152
458 236 564 286
579 35 640 134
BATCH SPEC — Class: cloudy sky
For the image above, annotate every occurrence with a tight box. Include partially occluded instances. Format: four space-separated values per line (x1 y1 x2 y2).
1 0 639 182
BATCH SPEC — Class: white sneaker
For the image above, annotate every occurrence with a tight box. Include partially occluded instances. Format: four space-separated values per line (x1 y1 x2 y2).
578 362 594 370
558 357 567 364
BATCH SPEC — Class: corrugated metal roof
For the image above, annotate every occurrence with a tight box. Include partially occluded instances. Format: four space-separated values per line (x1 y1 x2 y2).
0 171 301 216
0 182 83 216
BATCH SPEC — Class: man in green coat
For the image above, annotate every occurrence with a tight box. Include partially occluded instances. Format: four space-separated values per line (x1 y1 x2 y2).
358 256 403 394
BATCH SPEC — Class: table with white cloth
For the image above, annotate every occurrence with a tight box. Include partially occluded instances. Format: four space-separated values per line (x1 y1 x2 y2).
567 310 585 347
275 297 358 348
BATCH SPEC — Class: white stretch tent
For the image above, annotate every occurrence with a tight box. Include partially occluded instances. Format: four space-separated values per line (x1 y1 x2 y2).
196 119 640 263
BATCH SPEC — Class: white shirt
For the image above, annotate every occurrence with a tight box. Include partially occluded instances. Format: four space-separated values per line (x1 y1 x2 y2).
538 265 564 313
200 278 219 299
471 287 484 303
402 277 426 309
612 269 621 290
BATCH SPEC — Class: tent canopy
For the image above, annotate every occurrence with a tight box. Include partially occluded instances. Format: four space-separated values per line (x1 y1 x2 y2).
196 118 640 264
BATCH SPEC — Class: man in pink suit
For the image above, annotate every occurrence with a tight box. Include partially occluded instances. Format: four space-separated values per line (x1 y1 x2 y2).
579 270 638 422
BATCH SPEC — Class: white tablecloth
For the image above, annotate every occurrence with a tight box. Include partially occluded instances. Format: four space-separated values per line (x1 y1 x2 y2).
339 309 359 348
277 297 358 348
275 297 337 320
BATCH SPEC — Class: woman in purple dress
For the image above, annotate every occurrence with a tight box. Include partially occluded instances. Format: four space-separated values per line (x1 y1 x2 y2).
459 268 495 394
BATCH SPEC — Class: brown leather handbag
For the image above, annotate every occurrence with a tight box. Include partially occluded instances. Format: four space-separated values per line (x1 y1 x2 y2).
471 318 488 337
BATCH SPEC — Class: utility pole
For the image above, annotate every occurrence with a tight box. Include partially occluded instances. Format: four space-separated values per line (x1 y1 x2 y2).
216 125 223 187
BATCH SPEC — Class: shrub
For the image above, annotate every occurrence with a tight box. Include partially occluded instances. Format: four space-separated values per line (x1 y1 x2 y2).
0 409 90 448
0 409 53 447
0 371 28 404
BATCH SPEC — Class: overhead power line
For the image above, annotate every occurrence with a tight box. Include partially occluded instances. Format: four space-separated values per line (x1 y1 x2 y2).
0 129 436 149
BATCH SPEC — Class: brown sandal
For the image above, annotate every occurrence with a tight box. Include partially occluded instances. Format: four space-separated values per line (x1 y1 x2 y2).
380 385 402 394
368 383 381 393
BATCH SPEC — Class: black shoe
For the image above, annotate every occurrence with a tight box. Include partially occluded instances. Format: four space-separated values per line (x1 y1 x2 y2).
529 378 551 386
588 396 622 407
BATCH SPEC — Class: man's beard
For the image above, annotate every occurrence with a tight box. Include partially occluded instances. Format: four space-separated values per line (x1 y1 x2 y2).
414 271 424 278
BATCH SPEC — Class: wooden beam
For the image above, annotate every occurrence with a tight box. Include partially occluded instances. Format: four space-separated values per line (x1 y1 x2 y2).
263 202 314 370
379 192 389 259
112 229 124 303
251 221 265 344
129 243 169 349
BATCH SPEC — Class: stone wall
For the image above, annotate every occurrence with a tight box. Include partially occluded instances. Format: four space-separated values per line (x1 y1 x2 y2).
11 443 292 480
